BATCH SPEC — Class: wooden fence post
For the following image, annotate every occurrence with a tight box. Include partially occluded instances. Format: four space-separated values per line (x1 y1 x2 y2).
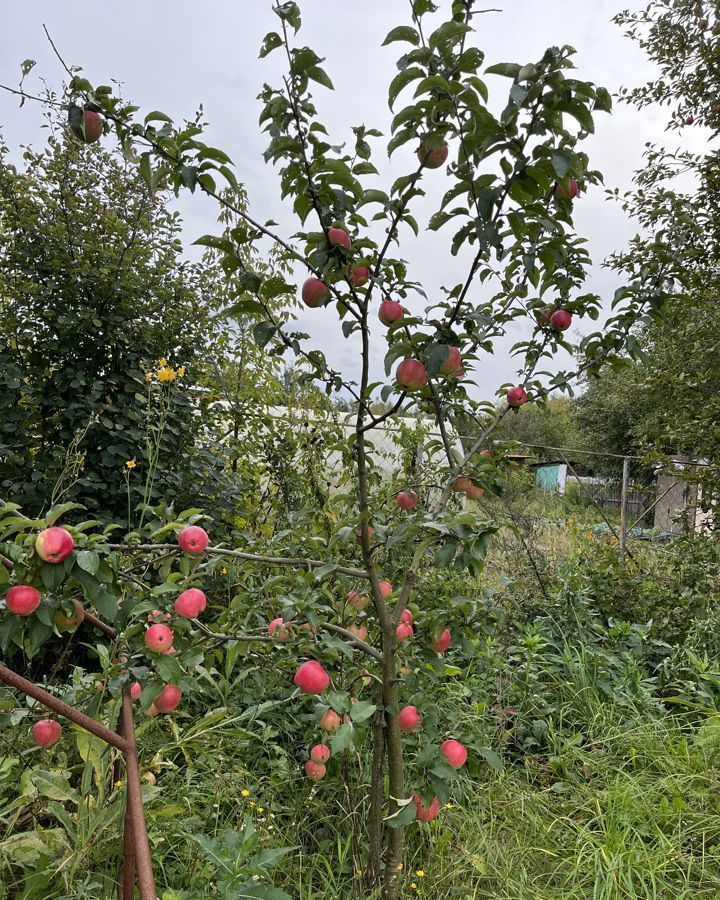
619 456 631 558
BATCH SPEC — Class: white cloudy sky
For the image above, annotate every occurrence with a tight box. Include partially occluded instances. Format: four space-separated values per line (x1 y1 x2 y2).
0 1 698 400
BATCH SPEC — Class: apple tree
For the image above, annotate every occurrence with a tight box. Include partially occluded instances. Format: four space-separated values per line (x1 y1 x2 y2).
0 1 670 896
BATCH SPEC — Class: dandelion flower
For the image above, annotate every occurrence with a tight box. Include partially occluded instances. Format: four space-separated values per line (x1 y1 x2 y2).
157 366 177 383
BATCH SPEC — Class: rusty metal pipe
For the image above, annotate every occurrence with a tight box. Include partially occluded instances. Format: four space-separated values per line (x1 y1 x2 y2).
0 665 130 752
119 684 156 899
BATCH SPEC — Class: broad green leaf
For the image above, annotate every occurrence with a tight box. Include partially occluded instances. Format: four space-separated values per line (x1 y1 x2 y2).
382 26 420 46
31 770 81 804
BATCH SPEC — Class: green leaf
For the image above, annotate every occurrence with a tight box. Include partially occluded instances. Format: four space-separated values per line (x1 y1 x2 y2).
330 722 355 754
550 151 572 179
485 62 521 78
154 654 183 683
44 503 84 526
41 562 66 592
382 26 420 46
144 110 174 125
95 590 118 622
477 746 503 771
307 66 334 90
554 100 594 133
384 797 417 828
76 549 100 576
349 701 376 723
388 68 424 110
259 32 283 58
253 321 278 348
31 770 80 804
313 563 337 580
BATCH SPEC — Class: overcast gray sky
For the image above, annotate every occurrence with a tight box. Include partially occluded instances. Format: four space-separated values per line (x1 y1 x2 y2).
0 1 697 400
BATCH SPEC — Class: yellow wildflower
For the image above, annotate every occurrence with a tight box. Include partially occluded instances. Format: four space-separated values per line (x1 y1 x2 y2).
158 358 167 367
444 803 453 809
125 459 137 470
241 789 251 798
177 367 186 377
157 366 177 383
396 863 403 871
114 780 123 789
249 800 256 808
145 372 153 382
411 885 418 892
416 870 425 878
257 807 264 813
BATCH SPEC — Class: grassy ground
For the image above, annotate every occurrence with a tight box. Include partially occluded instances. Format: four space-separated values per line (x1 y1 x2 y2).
3 491 720 899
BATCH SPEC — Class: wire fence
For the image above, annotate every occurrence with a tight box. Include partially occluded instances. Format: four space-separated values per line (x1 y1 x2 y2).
226 407 713 549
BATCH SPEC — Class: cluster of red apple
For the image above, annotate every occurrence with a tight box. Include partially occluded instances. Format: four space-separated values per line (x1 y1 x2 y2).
2 527 76 748
300 153 580 412
134 525 212 715
293 655 465 816
3 524 215 746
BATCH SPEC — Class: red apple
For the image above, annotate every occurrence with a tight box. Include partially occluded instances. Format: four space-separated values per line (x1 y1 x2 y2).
554 177 578 201
534 306 552 326
398 705 422 732
349 265 369 286
506 385 528 407
396 359 427 392
130 682 143 700
301 277 331 308
378 581 393 599
155 684 182 713
177 526 209 555
5 585 41 616
466 482 485 501
147 703 159 717
269 617 292 640
294 660 330 694
550 309 572 331
480 449 493 458
346 590 370 611
356 525 375 545
305 759 327 781
440 738 467 769
453 476 472 494
174 588 206 618
310 743 331 763
319 709 342 732
413 793 440 822
32 719 62 748
396 490 418 510
417 140 449 169
431 628 452 653
35 527 74 564
453 476 484 500
82 109 103 143
439 346 463 377
400 608 413 626
145 624 174 653
327 227 351 250
378 300 404 326
396 622 414 643
348 624 368 641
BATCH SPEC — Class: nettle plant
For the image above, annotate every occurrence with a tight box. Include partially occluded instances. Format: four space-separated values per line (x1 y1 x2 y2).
2 1 663 896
